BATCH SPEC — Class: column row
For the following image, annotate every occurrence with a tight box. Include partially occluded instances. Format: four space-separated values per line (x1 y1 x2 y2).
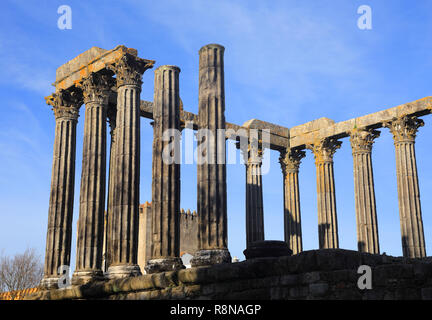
278 116 426 258
41 52 154 288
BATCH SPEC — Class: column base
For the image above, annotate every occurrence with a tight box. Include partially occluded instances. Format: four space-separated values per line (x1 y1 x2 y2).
190 249 232 267
145 257 185 274
72 269 105 285
39 276 61 290
106 264 142 280
243 240 292 260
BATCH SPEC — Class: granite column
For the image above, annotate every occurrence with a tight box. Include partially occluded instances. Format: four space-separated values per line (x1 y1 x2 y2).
72 72 113 284
192 44 231 267
106 53 155 278
307 138 341 249
350 128 380 254
41 89 82 288
145 65 184 273
279 148 306 254
385 116 426 258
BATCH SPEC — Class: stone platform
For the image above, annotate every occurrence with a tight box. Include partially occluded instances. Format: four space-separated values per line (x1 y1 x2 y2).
27 249 432 300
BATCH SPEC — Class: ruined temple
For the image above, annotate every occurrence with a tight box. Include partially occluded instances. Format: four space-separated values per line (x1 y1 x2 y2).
26 44 432 300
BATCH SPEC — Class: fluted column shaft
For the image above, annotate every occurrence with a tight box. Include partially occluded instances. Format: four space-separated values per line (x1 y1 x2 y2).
308 138 341 249
350 129 380 254
280 149 305 254
106 54 154 278
105 105 117 272
41 89 81 288
243 145 265 247
145 66 184 273
192 44 231 266
73 72 113 284
386 116 426 258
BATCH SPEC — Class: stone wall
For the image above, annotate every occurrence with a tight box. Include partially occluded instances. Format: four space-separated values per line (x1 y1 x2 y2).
27 249 432 300
137 202 199 271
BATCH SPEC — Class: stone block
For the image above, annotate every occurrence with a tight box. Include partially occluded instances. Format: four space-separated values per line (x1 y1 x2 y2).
421 287 432 300
280 274 299 286
301 272 321 284
309 283 329 297
289 286 309 298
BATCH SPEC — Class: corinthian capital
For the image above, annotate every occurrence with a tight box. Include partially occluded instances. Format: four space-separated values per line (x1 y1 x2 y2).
45 88 83 120
384 115 424 143
349 128 380 154
306 137 342 163
108 53 155 87
78 71 115 105
279 148 306 175
240 140 264 165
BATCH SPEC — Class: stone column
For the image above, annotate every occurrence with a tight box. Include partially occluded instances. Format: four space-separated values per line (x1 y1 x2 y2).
72 72 113 285
242 142 265 247
307 138 341 249
105 102 117 272
145 65 184 273
385 115 426 258
350 128 380 254
138 202 152 272
279 148 306 255
191 44 231 267
41 89 82 289
106 53 155 279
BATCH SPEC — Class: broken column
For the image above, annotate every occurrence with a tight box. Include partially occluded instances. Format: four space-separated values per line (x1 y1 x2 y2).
349 128 380 254
307 138 341 249
106 53 155 278
72 71 113 284
279 148 306 255
145 65 184 273
385 115 426 258
192 44 231 267
41 88 82 288
242 141 265 247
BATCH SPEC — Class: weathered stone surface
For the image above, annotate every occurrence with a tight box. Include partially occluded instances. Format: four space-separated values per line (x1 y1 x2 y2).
191 249 231 267
307 138 341 249
106 52 154 279
290 96 432 149
385 115 426 258
350 128 380 254
30 249 432 300
146 65 183 274
279 148 306 254
193 44 231 267
242 141 265 247
41 88 82 289
73 71 114 285
243 241 292 260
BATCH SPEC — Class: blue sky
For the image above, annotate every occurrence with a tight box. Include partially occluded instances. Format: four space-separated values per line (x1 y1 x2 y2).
1 0 432 266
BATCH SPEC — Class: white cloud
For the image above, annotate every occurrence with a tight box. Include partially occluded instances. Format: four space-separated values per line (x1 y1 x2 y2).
127 0 373 125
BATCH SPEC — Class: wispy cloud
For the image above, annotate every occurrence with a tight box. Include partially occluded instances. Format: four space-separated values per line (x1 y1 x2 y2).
126 0 374 126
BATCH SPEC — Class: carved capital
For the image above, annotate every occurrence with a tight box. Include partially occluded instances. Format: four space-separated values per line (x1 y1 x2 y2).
78 71 114 105
279 148 306 175
349 128 380 154
240 140 264 166
306 138 342 163
108 53 155 88
45 88 82 120
384 115 424 143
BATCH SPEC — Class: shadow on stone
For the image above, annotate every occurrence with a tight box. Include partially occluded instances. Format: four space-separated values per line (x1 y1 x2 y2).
243 240 292 260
